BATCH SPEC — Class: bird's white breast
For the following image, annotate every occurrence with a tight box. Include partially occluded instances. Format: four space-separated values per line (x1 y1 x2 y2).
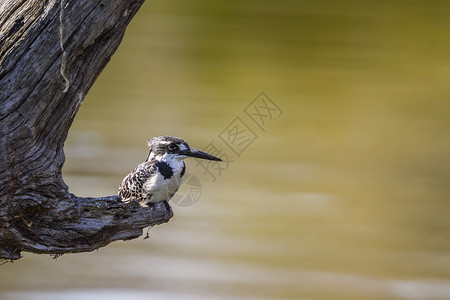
142 156 185 204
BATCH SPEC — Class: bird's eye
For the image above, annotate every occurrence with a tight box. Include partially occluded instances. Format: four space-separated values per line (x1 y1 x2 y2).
168 144 177 151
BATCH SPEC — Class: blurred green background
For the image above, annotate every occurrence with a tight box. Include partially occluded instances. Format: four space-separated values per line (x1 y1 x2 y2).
1 0 450 299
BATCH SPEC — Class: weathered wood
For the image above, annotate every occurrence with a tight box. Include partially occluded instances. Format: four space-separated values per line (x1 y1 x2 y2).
0 0 173 261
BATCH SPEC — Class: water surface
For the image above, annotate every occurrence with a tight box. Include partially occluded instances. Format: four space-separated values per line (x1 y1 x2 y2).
1 1 450 299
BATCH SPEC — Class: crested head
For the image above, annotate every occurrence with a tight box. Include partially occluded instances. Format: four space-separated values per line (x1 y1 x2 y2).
146 136 189 161
147 136 188 148
145 135 222 162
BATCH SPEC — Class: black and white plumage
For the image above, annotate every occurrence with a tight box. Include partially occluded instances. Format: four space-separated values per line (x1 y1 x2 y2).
119 136 222 205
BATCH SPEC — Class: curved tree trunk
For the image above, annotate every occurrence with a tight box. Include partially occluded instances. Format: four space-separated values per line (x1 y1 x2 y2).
0 0 172 261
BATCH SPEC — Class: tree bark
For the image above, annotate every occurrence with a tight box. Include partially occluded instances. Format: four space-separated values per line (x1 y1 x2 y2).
0 0 173 261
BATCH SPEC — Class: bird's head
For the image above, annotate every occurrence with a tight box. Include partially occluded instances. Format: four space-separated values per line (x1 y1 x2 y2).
146 136 222 162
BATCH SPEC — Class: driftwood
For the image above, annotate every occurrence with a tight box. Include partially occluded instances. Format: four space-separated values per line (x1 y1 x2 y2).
0 0 172 261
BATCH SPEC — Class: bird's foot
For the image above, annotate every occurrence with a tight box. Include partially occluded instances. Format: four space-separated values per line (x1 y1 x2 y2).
144 201 171 212
146 202 156 210
163 200 171 212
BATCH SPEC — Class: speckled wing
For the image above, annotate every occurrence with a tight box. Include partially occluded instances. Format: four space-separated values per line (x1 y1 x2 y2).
118 162 155 202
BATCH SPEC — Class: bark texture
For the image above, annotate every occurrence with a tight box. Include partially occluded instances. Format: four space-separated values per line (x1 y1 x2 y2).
0 0 173 261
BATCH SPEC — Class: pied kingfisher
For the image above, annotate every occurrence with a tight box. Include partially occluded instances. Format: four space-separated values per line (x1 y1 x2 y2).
118 136 222 205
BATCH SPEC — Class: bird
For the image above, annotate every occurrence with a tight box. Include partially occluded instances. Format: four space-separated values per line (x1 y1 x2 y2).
118 136 222 206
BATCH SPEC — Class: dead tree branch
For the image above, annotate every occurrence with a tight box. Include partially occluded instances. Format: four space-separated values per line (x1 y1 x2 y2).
0 0 172 261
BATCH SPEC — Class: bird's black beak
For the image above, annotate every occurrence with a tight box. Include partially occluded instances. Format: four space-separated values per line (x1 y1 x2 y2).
182 148 222 161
